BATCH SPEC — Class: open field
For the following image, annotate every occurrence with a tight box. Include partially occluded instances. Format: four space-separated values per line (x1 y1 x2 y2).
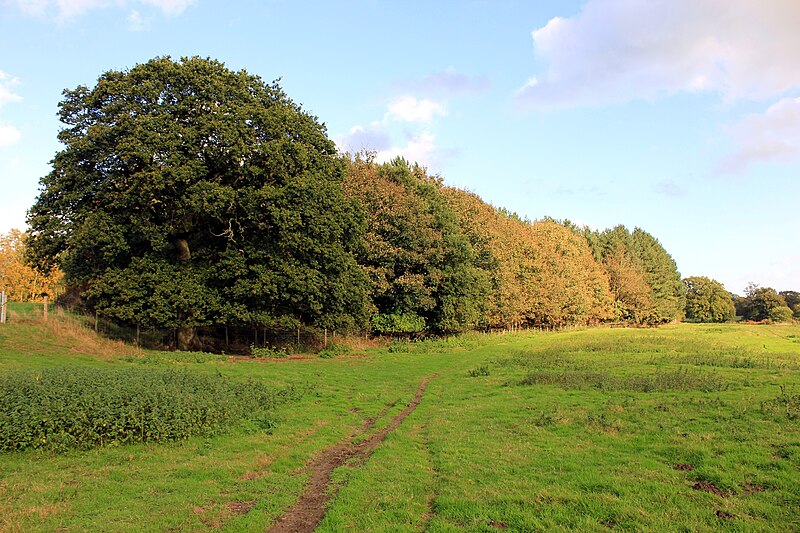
1 314 799 531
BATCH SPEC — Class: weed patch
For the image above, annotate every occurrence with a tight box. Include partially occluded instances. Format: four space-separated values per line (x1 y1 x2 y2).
519 367 728 392
761 386 800 420
0 367 305 452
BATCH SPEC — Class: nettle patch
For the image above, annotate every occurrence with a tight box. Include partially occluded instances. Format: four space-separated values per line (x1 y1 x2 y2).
0 367 306 452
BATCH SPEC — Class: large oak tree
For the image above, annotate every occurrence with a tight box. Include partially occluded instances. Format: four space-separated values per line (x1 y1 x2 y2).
27 57 367 348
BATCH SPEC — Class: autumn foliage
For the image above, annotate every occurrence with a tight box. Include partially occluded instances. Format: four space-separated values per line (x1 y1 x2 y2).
0 229 62 302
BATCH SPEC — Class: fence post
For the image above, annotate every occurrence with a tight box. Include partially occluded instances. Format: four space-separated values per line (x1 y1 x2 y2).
0 291 6 324
43 296 49 321
324 327 327 348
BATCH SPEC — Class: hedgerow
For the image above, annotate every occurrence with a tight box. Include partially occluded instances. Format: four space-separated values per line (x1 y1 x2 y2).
0 367 304 452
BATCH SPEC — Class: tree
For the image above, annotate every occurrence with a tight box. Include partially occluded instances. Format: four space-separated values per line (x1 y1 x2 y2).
741 283 787 322
0 229 62 302
27 57 367 349
779 291 800 318
343 156 485 334
683 276 735 322
585 225 683 324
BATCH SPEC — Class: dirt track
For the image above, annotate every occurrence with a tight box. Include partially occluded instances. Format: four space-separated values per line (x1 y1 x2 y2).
267 374 439 533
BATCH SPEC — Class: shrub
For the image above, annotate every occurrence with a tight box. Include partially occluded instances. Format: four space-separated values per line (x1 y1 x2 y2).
250 344 289 358
318 343 351 359
467 366 490 377
0 367 303 452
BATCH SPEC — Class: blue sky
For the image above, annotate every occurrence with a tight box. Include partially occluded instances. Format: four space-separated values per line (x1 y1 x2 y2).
0 0 798 294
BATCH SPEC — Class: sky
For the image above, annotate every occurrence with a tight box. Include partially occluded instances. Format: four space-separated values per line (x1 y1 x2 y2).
0 0 798 295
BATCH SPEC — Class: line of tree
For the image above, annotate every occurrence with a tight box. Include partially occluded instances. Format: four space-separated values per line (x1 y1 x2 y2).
24 56 779 350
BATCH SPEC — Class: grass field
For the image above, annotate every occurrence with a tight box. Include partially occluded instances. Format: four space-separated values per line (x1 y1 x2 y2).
1 309 799 531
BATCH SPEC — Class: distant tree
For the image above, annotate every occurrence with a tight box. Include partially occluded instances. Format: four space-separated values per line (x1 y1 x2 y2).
27 57 368 349
779 291 800 318
0 229 62 302
683 276 735 322
742 283 787 322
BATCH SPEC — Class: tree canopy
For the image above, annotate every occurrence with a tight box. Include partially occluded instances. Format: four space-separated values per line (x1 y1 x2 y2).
683 276 735 323
0 229 62 302
27 57 367 348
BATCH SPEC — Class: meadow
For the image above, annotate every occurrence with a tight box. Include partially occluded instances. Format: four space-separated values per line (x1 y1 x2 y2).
0 307 798 531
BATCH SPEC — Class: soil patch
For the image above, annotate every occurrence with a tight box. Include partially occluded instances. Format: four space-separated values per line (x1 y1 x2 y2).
267 374 439 533
742 483 766 496
673 464 694 471
692 482 726 497
226 500 256 516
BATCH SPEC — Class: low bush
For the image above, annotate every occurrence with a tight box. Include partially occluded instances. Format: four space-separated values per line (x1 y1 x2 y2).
250 344 289 358
318 343 351 359
0 367 304 452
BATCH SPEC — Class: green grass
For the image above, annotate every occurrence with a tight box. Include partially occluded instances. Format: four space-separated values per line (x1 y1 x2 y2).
1 318 799 531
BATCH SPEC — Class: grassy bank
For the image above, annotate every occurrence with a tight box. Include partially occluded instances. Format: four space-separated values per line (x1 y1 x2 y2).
1 317 798 531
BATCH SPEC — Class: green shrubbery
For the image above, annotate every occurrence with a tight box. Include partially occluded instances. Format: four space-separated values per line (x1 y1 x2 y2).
0 367 303 452
318 343 351 359
250 345 289 358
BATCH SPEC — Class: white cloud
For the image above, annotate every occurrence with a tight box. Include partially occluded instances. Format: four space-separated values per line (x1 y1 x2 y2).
140 0 194 17
0 123 22 147
335 121 392 155
516 0 800 109
386 96 446 124
652 180 686 197
0 71 22 108
717 97 800 174
127 9 147 30
0 71 22 147
375 131 438 167
7 0 195 21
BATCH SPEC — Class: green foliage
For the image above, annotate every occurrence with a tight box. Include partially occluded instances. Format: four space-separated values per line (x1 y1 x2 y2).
249 345 289 358
370 312 427 335
318 342 351 359
467 365 490 377
519 366 728 392
761 386 800 420
585 226 683 324
769 306 795 323
742 283 788 321
26 56 368 348
683 276 735 322
0 367 302 452
345 157 486 334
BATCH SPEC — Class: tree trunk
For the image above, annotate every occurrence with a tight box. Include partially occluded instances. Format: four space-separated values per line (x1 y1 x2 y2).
177 326 202 351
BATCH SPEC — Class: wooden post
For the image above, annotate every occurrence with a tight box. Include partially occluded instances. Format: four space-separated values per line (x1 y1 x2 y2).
135 323 140 347
296 325 300 348
324 327 327 348
43 296 49 321
225 326 229 348
0 291 6 324
95 310 99 331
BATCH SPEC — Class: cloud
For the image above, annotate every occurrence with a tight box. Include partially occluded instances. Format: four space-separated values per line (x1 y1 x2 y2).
717 97 800 174
0 123 22 147
126 9 148 30
336 94 451 168
6 0 195 21
516 0 800 109
652 180 686 197
0 71 22 108
375 131 438 166
0 71 22 148
386 96 446 124
335 122 392 155
396 67 490 97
